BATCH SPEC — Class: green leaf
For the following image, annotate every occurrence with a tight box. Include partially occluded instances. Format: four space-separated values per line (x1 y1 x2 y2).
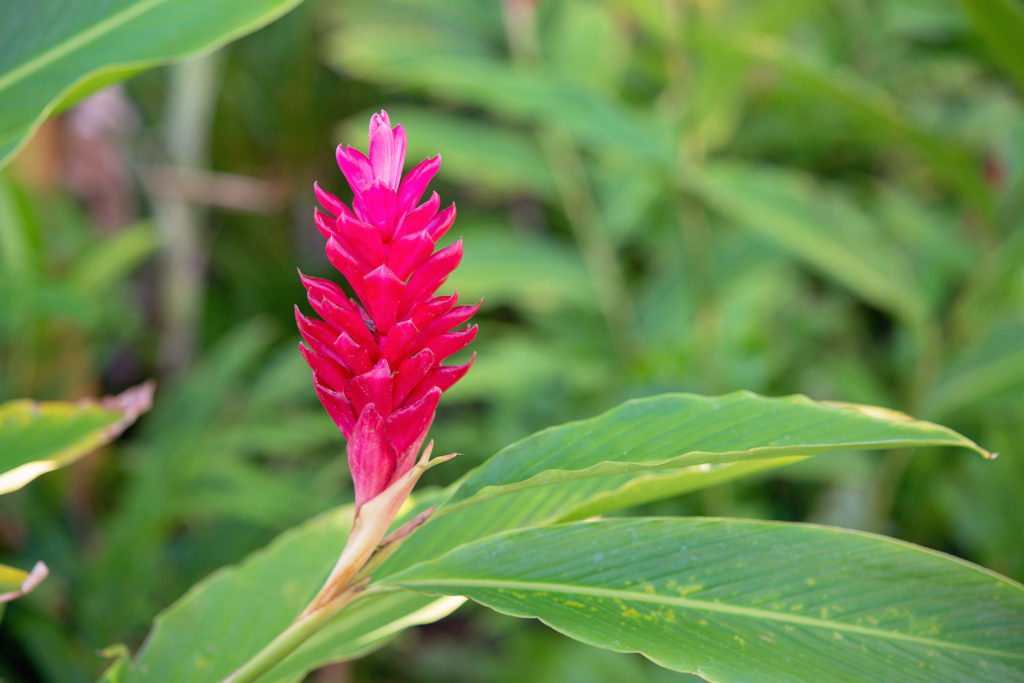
959 0 1024 94
0 0 304 168
385 518 1024 681
125 407 815 679
122 493 462 683
443 392 989 512
377 457 806 584
374 393 986 583
0 382 154 495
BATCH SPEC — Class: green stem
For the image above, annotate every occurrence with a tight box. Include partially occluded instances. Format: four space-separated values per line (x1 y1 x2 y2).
222 585 365 683
222 450 448 680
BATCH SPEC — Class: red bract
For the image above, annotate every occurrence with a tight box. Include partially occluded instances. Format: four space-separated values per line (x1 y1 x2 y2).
297 110 477 509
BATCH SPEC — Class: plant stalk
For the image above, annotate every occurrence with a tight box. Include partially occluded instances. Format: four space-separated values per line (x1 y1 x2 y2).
222 582 366 683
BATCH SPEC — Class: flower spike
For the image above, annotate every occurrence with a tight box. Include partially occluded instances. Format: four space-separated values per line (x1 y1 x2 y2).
298 110 476 509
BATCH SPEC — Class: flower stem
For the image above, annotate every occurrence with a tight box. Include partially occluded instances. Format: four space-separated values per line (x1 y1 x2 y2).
222 583 366 683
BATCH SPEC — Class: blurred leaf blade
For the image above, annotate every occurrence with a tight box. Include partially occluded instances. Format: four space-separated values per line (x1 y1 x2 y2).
0 561 47 605
690 162 929 324
338 107 556 198
0 382 154 495
0 0 305 168
958 0 1024 93
691 29 992 212
326 25 672 168
70 221 158 296
386 518 1024 681
927 318 1024 418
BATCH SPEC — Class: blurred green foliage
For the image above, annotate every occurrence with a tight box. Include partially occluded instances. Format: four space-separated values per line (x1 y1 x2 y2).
0 0 1022 680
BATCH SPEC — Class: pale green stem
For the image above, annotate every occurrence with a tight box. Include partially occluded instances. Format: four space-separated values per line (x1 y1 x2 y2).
222 585 365 683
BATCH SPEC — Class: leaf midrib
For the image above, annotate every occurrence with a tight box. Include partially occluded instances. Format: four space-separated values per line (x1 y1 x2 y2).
0 0 166 92
394 577 1024 661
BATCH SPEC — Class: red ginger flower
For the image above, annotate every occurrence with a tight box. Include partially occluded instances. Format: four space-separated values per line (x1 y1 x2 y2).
297 110 477 509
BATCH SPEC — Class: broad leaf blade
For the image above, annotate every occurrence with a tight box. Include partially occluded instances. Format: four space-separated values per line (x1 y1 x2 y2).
0 382 154 495
0 0 303 168
376 457 804 580
377 392 986 578
445 392 989 511
386 518 1024 681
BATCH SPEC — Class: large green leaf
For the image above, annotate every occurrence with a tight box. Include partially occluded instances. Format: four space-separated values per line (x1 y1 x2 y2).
376 457 804 582
120 492 462 683
0 0 304 168
441 392 989 512
0 382 154 495
385 518 1024 681
375 392 987 581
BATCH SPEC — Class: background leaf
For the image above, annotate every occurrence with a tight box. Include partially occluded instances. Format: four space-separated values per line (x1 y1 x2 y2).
689 163 928 325
0 561 47 605
958 0 1024 93
0 382 154 494
0 0 304 167
386 518 1024 681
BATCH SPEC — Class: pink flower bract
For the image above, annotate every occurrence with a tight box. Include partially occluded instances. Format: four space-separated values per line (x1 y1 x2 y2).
298 110 477 508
